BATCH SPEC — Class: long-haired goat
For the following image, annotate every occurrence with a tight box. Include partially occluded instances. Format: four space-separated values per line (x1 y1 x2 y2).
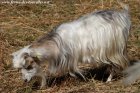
11 3 131 88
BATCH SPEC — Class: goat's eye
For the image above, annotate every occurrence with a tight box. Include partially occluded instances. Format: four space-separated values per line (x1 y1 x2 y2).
26 65 33 70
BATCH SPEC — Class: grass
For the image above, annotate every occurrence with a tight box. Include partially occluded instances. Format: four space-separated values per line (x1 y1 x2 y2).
0 0 140 93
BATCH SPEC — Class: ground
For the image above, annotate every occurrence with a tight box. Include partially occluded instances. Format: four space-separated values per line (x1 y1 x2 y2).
0 0 140 93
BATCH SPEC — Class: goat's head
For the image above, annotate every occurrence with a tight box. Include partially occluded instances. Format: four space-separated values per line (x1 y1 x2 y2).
11 46 40 82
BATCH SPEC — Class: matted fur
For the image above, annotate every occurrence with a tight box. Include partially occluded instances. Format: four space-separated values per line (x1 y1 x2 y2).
11 3 131 87
29 5 131 75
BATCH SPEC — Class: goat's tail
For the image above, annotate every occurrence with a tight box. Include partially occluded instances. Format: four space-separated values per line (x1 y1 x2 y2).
123 61 140 85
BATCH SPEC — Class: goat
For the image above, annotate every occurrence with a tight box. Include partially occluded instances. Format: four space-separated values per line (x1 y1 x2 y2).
11 3 131 88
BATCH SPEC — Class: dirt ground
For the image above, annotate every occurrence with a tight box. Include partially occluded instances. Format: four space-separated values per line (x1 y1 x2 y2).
0 0 140 93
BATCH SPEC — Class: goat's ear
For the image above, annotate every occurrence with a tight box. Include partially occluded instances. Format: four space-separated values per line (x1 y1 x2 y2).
24 56 34 70
32 56 40 65
23 53 29 59
24 61 33 70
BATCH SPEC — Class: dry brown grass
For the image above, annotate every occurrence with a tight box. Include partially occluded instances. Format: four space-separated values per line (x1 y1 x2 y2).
0 0 140 93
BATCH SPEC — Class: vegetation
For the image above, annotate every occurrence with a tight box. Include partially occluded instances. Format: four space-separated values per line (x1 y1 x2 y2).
0 0 140 93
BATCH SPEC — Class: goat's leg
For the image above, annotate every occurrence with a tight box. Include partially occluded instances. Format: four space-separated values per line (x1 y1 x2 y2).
75 70 86 81
106 72 113 82
69 69 86 81
40 73 46 89
36 68 47 89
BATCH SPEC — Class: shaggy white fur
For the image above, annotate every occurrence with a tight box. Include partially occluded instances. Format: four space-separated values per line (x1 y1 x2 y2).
12 3 131 88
